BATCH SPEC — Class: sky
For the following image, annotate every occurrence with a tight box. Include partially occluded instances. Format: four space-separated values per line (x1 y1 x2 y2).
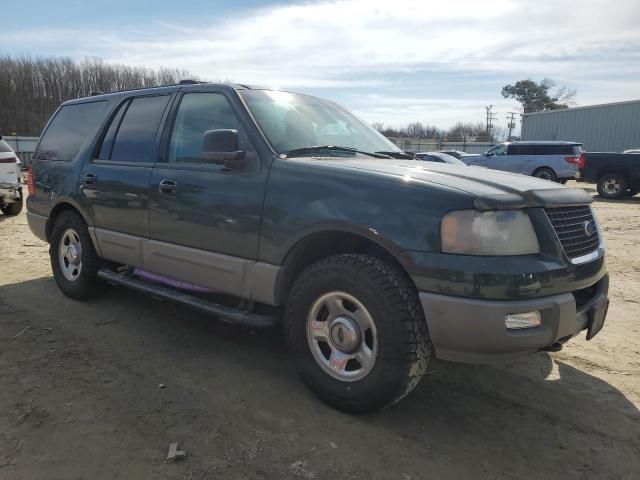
3 0 640 132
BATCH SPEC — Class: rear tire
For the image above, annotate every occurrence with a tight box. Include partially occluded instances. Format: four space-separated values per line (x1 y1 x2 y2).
0 191 23 216
533 167 556 182
597 174 628 200
284 254 432 413
50 210 102 299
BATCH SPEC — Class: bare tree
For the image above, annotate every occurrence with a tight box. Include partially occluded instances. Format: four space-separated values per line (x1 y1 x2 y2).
0 55 200 136
371 121 384 132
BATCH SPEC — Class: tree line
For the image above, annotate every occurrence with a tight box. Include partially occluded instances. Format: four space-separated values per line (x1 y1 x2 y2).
373 121 504 142
0 56 196 137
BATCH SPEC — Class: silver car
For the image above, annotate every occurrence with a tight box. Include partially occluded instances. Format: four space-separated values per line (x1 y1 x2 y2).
463 141 583 183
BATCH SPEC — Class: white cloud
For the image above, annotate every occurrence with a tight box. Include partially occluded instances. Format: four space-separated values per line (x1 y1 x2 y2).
4 0 640 127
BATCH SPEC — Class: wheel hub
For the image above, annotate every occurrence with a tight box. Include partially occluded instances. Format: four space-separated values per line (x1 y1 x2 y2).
306 291 378 382
66 245 80 265
329 316 361 353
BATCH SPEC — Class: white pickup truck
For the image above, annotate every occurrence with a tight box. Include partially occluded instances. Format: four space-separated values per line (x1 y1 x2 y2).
0 137 23 216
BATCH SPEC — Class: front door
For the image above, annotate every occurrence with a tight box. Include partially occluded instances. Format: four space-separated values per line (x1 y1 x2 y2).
146 90 267 294
79 93 174 265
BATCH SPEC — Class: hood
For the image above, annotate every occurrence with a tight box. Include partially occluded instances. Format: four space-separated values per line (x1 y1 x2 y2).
302 157 593 210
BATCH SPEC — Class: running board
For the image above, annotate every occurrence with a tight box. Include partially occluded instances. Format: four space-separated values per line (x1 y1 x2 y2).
97 268 276 328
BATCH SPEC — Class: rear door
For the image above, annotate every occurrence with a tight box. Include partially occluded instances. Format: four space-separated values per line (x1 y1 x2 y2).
146 88 266 292
79 93 175 264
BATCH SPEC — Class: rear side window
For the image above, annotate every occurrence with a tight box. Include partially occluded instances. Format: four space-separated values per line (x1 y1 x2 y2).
107 95 171 163
34 101 107 161
529 144 579 155
507 144 530 155
0 140 13 153
98 101 129 160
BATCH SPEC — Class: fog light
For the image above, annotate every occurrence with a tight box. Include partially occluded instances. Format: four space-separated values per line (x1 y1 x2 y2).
505 311 541 330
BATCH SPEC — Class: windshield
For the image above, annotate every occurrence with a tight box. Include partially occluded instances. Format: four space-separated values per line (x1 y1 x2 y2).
239 90 401 156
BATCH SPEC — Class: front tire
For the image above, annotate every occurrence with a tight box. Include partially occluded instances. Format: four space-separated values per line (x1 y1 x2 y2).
597 173 628 200
284 254 431 413
50 210 102 299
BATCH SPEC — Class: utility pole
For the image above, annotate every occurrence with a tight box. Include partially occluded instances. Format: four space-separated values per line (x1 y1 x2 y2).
485 105 498 143
506 112 518 141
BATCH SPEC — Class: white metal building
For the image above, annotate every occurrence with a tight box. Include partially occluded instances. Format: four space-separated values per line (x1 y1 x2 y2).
521 100 640 152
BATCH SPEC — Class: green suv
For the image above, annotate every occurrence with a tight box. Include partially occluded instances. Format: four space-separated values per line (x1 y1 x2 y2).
26 83 609 412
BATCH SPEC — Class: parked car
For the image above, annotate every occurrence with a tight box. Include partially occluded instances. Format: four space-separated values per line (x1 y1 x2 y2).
437 150 477 160
26 84 609 413
414 151 466 165
623 149 640 154
463 141 583 183
578 152 640 199
0 136 23 216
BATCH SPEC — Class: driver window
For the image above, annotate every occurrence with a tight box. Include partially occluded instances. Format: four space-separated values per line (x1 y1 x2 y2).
168 93 253 164
489 144 508 156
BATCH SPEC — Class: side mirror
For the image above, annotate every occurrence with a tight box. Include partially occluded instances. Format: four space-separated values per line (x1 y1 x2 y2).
202 129 246 169
484 151 493 157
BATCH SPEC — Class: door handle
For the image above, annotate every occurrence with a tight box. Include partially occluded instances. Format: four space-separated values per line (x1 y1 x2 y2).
83 173 97 185
159 179 177 194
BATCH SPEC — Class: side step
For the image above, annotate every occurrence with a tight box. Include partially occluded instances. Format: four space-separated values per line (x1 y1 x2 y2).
97 268 276 328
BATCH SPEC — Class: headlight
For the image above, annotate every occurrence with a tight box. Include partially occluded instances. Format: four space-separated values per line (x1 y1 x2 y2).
441 210 540 255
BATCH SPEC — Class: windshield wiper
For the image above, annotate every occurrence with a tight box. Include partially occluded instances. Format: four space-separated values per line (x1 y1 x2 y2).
283 145 391 159
374 150 414 159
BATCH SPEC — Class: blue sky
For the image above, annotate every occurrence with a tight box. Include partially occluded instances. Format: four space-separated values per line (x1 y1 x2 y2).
4 0 640 132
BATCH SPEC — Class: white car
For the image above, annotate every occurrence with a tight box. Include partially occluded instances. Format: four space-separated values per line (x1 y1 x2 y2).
0 137 23 216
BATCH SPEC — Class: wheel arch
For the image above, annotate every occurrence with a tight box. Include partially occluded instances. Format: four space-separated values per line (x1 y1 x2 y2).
46 201 95 245
273 229 414 306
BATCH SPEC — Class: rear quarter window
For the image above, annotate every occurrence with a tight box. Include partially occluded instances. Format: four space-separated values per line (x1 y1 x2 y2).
529 145 579 155
34 101 108 161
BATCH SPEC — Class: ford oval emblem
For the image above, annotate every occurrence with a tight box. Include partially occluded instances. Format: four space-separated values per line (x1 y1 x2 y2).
583 220 597 237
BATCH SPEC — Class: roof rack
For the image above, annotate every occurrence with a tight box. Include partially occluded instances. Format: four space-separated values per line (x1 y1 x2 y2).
90 91 104 96
178 79 200 85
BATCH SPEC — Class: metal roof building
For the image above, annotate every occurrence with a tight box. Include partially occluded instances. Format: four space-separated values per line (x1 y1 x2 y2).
520 100 640 152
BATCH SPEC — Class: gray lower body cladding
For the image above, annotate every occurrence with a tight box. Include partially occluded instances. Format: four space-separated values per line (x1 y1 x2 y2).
420 274 609 363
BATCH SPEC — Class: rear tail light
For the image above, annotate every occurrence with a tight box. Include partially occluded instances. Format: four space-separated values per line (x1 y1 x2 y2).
564 156 579 164
0 156 17 163
578 153 586 169
27 165 35 195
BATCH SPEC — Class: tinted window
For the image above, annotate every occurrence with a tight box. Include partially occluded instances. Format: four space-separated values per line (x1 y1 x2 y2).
528 144 579 155
0 140 13 153
168 93 252 164
110 95 170 162
507 144 530 155
34 101 107 161
98 101 129 160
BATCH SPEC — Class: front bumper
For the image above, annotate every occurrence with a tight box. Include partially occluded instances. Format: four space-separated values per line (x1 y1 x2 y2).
420 274 609 363
0 183 22 202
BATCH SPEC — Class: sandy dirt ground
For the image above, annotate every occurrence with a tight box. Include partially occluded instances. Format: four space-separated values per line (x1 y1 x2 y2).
0 182 639 480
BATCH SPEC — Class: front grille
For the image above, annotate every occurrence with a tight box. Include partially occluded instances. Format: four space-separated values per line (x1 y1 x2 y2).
544 206 600 260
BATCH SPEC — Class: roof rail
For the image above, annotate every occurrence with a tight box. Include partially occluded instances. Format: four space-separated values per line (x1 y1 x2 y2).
178 79 200 85
90 91 104 96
